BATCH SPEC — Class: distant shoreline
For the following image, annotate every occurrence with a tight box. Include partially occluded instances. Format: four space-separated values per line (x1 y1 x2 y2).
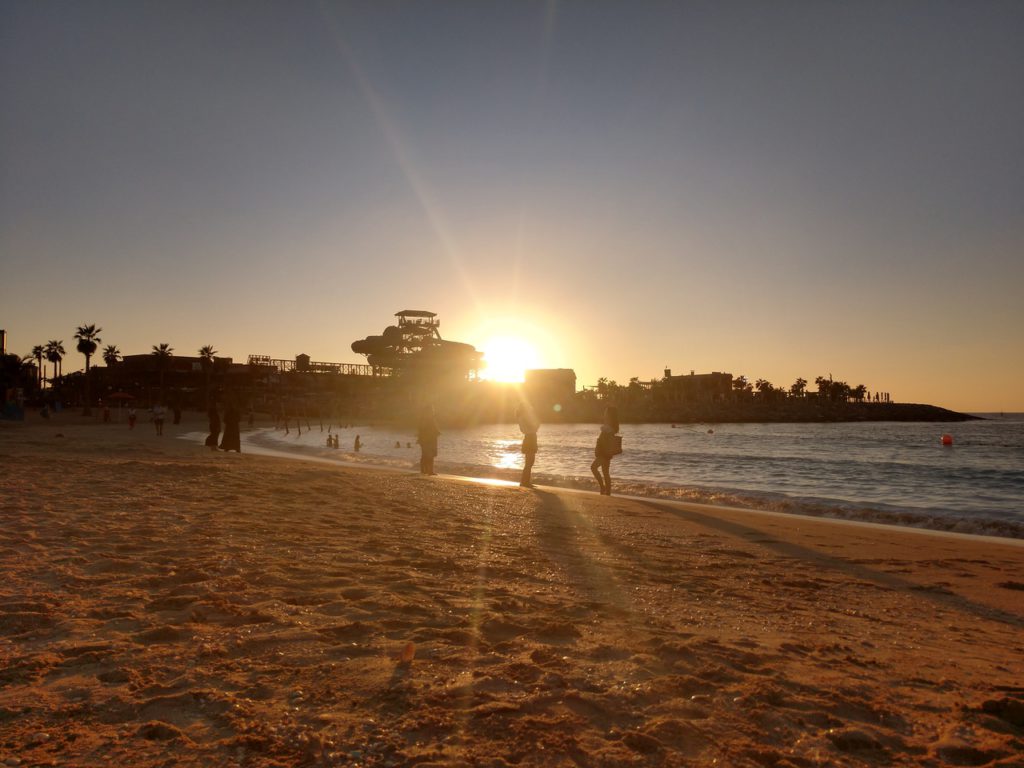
633 402 981 424
508 401 982 427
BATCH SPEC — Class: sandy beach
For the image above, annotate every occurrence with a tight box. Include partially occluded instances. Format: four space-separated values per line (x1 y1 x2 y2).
2 416 1022 767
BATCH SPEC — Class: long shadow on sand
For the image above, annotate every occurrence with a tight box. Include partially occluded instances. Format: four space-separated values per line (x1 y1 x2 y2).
635 499 1024 629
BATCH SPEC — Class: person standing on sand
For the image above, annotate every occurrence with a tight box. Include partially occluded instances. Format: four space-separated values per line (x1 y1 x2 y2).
127 406 136 429
152 403 166 436
590 406 620 496
417 405 440 475
205 403 221 450
220 399 241 453
517 405 539 488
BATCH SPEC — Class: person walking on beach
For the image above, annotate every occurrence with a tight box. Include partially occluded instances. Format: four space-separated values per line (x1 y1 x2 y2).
205 403 221 450
220 398 241 453
152 403 166 436
517 405 539 488
591 406 621 496
417 405 440 475
127 406 136 429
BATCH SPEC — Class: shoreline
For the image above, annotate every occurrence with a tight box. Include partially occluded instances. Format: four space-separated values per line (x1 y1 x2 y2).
176 426 1024 548
175 420 1024 543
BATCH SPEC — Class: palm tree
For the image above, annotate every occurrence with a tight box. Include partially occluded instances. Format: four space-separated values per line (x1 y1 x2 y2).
814 375 831 401
755 379 775 402
44 340 65 388
31 345 45 389
151 343 174 403
198 345 217 406
790 377 807 398
74 324 102 415
0 353 36 396
732 375 750 400
102 345 121 367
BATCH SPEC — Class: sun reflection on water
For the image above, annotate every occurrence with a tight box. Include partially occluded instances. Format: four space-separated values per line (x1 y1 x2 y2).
492 439 524 470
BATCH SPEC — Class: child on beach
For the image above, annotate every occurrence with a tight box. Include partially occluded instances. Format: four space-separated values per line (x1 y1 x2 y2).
591 406 621 496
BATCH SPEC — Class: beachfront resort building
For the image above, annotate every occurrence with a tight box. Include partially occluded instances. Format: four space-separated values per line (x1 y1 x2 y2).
658 369 734 403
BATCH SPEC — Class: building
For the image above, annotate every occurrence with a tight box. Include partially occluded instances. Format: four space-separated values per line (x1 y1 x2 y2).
659 369 733 403
524 368 577 412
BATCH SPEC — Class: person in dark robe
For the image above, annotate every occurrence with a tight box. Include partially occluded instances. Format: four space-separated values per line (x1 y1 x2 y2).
204 403 221 450
416 405 440 475
220 399 242 453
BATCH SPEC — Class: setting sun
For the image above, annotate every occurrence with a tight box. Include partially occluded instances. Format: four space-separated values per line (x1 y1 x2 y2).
480 336 540 383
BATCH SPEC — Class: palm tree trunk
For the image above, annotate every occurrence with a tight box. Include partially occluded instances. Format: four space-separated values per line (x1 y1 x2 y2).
83 356 92 416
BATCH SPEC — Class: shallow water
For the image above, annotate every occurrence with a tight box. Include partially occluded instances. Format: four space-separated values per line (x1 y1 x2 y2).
198 414 1024 540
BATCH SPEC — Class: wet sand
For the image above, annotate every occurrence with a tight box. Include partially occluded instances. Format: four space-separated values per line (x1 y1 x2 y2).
2 416 1022 767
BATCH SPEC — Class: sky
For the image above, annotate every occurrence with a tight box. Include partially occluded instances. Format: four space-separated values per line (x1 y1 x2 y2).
2 1 1022 412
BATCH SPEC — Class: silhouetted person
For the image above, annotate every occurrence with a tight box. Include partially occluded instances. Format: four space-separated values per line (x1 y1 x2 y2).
127 406 136 429
354 434 362 452
590 406 620 495
417 405 440 475
205 404 221 450
517 406 539 488
220 400 241 453
152 403 166 436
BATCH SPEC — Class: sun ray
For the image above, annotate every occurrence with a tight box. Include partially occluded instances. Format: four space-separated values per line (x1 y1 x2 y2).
316 3 482 313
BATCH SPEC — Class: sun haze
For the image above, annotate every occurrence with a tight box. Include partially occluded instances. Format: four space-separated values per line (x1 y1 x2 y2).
480 336 541 383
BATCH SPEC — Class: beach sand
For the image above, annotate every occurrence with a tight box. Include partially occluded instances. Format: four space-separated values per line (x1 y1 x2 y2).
2 416 1022 767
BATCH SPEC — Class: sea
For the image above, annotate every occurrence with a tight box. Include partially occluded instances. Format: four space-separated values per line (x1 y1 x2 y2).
196 415 1024 541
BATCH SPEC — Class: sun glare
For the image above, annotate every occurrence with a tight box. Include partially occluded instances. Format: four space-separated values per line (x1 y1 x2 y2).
480 336 540 383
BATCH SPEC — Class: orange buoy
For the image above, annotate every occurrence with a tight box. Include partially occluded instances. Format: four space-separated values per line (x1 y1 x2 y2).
940 434 953 446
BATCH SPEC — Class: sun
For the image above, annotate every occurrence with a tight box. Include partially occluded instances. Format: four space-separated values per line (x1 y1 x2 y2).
480 336 540 383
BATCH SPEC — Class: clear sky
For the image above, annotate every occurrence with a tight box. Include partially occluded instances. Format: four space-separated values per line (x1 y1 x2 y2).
2 1 1022 412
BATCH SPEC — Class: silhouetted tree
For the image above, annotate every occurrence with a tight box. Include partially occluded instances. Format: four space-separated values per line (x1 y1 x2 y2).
74 324 102 415
790 378 807 398
199 345 217 406
814 375 831 400
45 340 65 388
151 343 174 403
102 345 121 367
0 354 36 398
31 345 44 389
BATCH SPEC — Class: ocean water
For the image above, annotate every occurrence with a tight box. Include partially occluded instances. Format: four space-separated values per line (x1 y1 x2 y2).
223 415 1024 540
